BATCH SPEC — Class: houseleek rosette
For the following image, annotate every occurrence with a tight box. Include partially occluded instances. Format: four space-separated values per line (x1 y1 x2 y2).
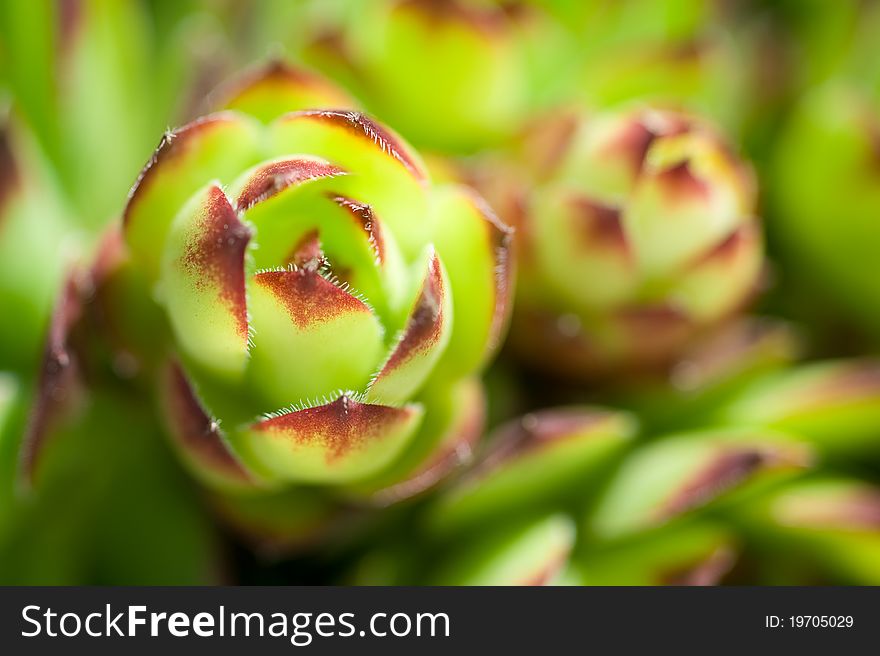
102 64 513 513
498 107 762 377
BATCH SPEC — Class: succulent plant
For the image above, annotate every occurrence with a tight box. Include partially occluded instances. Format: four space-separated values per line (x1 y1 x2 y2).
28 62 514 547
416 409 818 585
490 106 762 378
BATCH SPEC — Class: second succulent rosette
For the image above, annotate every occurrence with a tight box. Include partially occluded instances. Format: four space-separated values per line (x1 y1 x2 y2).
88 65 513 522
491 107 763 378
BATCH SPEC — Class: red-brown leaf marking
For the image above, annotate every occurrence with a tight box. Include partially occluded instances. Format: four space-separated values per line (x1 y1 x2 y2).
400 0 527 34
660 546 736 586
603 111 693 181
567 196 630 256
235 158 344 212
379 253 445 374
605 118 657 178
690 223 756 268
474 409 612 478
782 490 880 530
19 271 87 485
253 395 415 461
802 361 880 406
467 190 515 354
123 114 239 229
290 110 426 181
655 160 711 204
181 186 251 340
520 549 570 586
164 363 252 482
253 268 371 328
661 448 769 519
0 127 21 217
286 229 325 270
57 0 82 55
329 195 386 264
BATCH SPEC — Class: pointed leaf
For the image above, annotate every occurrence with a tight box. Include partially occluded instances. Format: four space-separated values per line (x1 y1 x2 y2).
161 362 256 490
590 429 813 539
366 249 451 405
247 268 384 409
531 191 637 310
430 185 515 376
217 59 357 123
238 395 423 483
123 113 262 280
160 184 251 381
230 156 346 212
269 110 429 257
671 222 763 321
431 408 637 535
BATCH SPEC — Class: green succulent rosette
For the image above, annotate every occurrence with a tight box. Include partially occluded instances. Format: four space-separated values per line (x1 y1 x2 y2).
495 107 763 378
75 63 513 533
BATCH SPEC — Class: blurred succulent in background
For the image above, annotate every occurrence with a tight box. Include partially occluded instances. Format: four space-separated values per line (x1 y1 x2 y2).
301 0 572 153
487 106 762 378
35 62 514 550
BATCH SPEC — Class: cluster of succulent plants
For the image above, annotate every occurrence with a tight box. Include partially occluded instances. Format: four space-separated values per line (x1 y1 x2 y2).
1 0 880 585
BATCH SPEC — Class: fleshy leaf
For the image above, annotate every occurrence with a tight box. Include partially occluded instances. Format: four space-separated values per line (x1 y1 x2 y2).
430 185 515 376
246 267 384 409
160 184 251 381
359 378 484 504
671 222 763 321
432 515 575 586
217 59 357 123
161 362 256 490
237 395 423 483
589 429 813 539
123 112 262 280
229 156 346 212
366 248 451 405
18 271 86 487
269 110 429 257
719 360 880 457
625 129 753 278
431 407 637 535
531 190 637 310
